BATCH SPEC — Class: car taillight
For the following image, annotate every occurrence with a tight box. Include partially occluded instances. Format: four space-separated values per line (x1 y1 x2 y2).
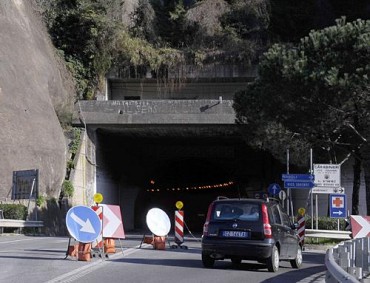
203 202 214 236
262 204 272 238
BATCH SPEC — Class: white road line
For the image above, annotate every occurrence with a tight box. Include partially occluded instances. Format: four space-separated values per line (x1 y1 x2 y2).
0 238 39 244
44 244 150 283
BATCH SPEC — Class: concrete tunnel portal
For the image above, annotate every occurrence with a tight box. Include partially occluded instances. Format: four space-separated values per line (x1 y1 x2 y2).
94 125 284 233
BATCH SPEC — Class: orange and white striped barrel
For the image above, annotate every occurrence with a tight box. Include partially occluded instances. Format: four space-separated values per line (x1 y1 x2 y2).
175 210 184 244
91 205 104 248
297 215 305 245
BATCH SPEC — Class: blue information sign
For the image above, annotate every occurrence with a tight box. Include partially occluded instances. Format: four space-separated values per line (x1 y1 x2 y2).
66 205 102 243
329 194 346 218
284 181 314 189
268 183 281 195
281 174 314 181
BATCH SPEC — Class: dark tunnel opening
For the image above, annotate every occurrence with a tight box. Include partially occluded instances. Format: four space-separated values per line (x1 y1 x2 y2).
96 128 286 233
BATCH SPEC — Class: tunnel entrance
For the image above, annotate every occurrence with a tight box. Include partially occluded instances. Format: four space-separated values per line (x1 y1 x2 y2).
95 126 284 232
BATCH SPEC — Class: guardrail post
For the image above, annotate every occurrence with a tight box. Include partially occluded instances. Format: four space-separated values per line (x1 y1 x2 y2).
352 239 363 280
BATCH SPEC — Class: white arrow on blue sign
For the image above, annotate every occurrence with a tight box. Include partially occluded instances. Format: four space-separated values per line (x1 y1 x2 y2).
268 183 281 195
281 174 314 181
66 205 102 243
329 194 346 219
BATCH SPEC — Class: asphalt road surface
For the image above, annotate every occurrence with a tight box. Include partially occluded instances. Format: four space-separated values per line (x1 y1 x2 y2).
0 234 327 283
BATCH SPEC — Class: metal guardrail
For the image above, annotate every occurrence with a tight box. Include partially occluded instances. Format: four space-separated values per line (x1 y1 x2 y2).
305 229 352 240
0 219 44 235
325 237 370 283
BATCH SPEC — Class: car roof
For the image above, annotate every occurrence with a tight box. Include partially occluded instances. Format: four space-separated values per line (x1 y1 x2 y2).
212 197 280 205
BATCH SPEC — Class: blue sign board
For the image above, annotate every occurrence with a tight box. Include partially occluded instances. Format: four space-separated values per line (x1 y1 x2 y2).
281 174 314 181
329 194 346 218
268 183 281 195
66 205 102 243
284 181 314 189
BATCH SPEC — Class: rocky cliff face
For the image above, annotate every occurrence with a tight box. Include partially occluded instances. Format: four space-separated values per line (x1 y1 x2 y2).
0 0 74 200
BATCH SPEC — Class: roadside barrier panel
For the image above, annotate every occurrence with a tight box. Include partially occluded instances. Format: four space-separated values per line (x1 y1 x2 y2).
325 237 370 282
78 243 92 261
104 238 116 254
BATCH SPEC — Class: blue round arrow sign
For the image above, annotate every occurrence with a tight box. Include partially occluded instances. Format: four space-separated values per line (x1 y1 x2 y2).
66 205 102 243
268 183 281 195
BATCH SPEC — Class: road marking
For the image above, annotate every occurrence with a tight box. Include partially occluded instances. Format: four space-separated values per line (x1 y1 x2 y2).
0 238 39 244
44 244 150 283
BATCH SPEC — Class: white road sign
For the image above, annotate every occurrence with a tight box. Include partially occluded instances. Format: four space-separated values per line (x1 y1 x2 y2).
312 186 345 194
313 164 341 187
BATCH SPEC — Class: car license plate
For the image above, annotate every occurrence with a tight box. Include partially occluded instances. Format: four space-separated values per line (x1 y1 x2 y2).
221 230 249 238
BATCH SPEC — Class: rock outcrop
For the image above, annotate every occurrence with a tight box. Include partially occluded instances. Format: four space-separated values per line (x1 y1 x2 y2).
0 0 74 200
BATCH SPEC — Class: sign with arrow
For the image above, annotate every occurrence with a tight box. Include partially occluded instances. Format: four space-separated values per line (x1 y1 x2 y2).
350 215 370 238
329 194 346 219
312 186 345 194
268 183 281 196
281 174 314 181
100 204 125 239
66 205 102 243
282 173 315 189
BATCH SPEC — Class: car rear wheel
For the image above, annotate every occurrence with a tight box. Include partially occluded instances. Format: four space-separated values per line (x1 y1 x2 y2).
290 245 303 268
202 252 215 268
267 245 279 272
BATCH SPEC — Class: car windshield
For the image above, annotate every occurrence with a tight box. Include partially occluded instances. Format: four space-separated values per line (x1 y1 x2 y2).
212 202 260 221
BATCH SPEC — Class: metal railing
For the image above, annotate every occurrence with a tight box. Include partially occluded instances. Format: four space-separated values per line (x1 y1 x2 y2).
325 237 370 282
305 229 351 240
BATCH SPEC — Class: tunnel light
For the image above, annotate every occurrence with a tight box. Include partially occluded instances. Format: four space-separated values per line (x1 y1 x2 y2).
146 180 234 192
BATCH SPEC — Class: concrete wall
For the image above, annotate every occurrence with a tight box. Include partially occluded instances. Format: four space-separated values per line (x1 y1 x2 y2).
69 129 96 206
73 99 235 125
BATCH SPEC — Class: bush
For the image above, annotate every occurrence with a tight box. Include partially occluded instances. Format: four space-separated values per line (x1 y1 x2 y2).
36 196 46 207
304 216 347 230
0 204 28 220
62 180 74 198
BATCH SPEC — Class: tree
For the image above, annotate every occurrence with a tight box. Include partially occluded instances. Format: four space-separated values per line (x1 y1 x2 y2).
43 0 119 99
234 18 370 214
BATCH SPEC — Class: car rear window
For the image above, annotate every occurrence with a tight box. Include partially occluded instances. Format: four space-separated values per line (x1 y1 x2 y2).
211 202 260 221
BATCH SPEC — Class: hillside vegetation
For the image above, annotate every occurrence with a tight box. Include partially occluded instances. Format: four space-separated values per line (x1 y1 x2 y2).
38 0 369 100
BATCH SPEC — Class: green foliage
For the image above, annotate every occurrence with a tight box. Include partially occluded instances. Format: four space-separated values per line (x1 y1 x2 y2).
234 18 370 165
43 0 118 99
0 204 28 220
69 128 81 156
304 216 347 230
36 195 46 207
62 180 74 198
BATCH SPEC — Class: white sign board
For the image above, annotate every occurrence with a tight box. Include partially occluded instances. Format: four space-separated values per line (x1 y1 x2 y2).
312 186 345 194
313 164 341 187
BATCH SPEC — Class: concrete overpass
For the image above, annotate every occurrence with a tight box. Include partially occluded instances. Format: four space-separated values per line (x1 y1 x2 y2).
72 99 284 232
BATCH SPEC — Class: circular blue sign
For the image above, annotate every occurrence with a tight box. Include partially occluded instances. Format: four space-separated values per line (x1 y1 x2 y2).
268 183 281 196
66 205 102 243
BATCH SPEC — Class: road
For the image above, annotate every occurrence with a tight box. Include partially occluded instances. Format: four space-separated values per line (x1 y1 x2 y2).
0 234 327 283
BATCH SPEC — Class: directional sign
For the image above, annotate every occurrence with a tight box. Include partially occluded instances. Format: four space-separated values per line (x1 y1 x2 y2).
284 181 314 189
66 206 102 243
350 215 370 238
329 194 346 219
268 183 281 195
281 174 314 181
100 204 125 239
312 186 345 194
